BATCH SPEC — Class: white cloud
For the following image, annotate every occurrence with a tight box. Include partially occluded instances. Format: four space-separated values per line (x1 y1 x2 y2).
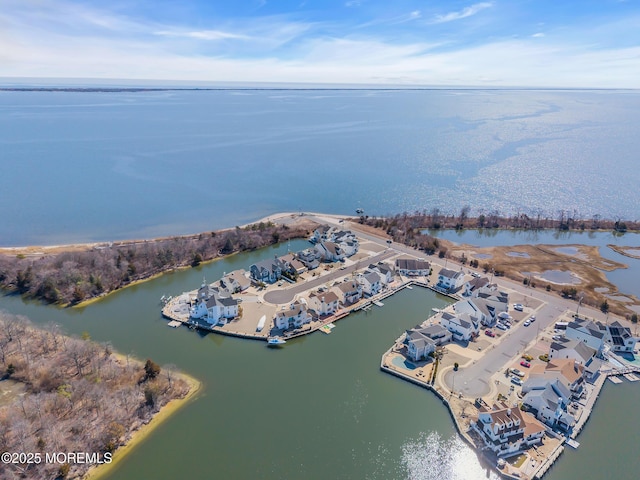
155 30 250 41
431 2 494 24
532 32 545 38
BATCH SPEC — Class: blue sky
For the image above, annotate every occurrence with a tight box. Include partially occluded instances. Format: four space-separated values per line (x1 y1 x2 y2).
1 0 639 87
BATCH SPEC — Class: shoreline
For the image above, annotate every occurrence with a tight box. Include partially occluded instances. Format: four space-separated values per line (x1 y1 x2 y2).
2 211 639 253
85 361 202 480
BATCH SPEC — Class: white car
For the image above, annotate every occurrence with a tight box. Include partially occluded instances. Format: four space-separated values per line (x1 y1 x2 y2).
513 303 524 311
523 320 531 327
496 323 508 331
510 368 525 377
511 376 523 386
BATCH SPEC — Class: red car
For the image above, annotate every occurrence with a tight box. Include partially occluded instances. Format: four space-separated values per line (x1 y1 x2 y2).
485 329 495 337
520 360 531 368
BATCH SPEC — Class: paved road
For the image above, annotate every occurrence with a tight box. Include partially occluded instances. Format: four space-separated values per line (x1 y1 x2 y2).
263 249 396 304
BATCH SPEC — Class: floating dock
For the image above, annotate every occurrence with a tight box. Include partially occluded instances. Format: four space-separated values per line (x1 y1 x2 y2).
373 300 384 307
609 376 623 384
566 439 580 449
167 320 182 328
623 373 639 382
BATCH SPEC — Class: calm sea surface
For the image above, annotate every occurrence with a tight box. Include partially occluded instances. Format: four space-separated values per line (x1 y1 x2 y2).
2 89 640 478
0 242 638 479
2 88 640 245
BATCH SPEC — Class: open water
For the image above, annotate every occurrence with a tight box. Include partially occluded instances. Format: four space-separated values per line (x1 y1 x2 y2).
2 88 640 245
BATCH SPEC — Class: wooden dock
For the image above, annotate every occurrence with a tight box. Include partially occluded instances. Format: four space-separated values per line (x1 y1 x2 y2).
609 376 623 384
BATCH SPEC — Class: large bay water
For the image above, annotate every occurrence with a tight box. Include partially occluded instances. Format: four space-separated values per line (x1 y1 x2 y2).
2 88 640 245
0 242 637 479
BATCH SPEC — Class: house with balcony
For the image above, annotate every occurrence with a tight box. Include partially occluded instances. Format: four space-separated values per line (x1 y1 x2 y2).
190 283 239 325
473 403 545 457
358 271 382 297
250 258 282 284
440 311 479 341
307 291 340 316
297 249 320 270
274 301 312 330
437 268 466 291
549 338 596 365
333 281 363 305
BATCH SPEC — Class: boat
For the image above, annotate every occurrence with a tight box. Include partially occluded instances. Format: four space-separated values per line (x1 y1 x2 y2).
256 315 266 332
267 336 286 346
355 208 364 215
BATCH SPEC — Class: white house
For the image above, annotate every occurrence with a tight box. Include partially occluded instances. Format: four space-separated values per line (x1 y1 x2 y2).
549 338 596 365
358 272 382 297
604 321 638 353
437 268 466 291
440 311 479 341
395 258 430 276
368 262 395 284
315 241 345 262
405 330 436 361
307 291 340 316
473 403 545 457
564 318 606 353
190 284 239 325
463 277 495 297
274 301 312 330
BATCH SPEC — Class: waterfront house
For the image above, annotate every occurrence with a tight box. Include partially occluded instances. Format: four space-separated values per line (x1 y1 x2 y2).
367 262 395 284
250 258 282 284
190 284 239 325
549 338 596 365
521 384 576 431
604 321 638 353
395 258 430 276
472 403 545 457
437 268 466 291
333 281 363 305
404 324 452 361
405 330 436 361
440 311 479 341
312 225 336 243
315 241 345 262
274 301 312 330
357 272 382 297
453 293 508 327
307 291 340 316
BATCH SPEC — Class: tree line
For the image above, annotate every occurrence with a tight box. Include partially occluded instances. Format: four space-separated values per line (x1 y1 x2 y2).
0 222 310 306
359 208 640 233
0 313 191 479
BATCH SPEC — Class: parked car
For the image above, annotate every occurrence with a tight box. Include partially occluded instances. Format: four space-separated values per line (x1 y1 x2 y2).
522 354 533 361
529 316 536 322
510 368 525 377
552 335 564 341
520 361 531 368
511 376 523 386
513 303 524 311
496 323 508 331
471 272 480 278
523 320 531 327
485 329 495 337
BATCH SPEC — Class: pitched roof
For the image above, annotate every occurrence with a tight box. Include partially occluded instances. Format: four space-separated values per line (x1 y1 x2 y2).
395 258 430 271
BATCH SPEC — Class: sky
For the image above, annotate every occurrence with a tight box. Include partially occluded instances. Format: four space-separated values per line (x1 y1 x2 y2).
1 0 639 87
